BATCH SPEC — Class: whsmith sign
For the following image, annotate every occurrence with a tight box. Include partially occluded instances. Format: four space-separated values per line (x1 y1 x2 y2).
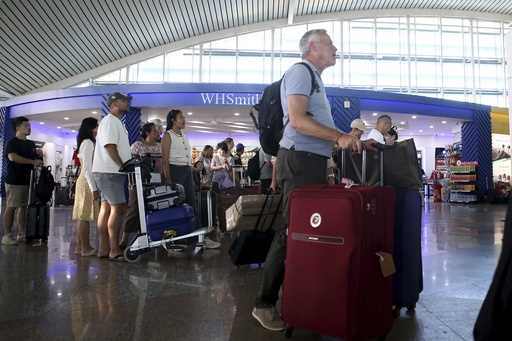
200 92 261 106
128 92 263 108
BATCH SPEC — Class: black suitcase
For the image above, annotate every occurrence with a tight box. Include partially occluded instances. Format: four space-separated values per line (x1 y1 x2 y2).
229 229 275 266
26 168 50 243
26 205 50 242
54 185 72 206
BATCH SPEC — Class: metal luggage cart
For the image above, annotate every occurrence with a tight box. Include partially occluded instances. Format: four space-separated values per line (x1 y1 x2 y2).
124 166 214 262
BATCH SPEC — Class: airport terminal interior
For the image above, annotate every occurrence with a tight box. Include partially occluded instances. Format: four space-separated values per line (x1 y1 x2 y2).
1 1 512 340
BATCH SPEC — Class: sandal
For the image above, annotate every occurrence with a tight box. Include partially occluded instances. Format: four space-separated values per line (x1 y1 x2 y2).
109 254 126 262
81 248 97 257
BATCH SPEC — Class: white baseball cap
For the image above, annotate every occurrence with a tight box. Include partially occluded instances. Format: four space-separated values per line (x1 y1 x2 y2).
350 118 366 132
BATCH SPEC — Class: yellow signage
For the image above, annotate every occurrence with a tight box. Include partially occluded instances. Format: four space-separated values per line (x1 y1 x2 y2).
491 107 510 135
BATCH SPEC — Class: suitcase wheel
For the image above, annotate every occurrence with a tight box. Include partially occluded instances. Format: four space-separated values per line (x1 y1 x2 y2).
284 327 293 338
192 246 204 256
392 306 400 318
124 248 142 263
406 304 416 315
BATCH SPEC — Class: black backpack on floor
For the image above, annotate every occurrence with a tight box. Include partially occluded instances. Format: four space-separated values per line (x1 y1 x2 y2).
253 62 318 156
36 166 55 205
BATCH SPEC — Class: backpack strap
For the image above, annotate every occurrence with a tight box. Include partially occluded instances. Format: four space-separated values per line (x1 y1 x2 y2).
281 62 320 135
296 62 319 96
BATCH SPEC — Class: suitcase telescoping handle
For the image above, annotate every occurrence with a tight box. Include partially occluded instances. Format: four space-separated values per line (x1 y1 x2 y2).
340 143 389 186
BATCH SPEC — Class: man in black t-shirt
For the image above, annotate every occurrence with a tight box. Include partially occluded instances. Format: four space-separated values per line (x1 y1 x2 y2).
2 117 42 245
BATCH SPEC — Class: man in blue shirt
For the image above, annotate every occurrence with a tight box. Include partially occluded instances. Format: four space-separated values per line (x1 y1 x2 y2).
252 29 373 331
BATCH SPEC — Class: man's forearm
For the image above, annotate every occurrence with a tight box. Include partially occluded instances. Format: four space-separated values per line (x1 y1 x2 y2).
105 146 124 167
9 154 35 165
292 115 342 143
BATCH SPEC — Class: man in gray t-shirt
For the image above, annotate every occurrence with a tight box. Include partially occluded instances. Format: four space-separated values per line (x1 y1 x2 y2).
252 29 374 332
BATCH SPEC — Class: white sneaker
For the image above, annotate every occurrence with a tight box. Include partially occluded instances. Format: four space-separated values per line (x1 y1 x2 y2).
252 307 286 332
1 235 18 246
203 237 221 249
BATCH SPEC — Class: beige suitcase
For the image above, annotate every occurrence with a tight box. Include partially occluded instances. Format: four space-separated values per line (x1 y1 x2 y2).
225 194 283 232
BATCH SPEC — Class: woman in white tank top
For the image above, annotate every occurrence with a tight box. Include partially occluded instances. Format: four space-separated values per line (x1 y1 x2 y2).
161 109 220 249
162 109 193 197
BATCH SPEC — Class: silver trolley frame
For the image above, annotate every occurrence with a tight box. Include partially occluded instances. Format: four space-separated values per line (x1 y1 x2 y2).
124 166 214 262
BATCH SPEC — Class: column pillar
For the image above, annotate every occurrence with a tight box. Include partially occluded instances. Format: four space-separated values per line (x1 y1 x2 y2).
328 96 360 133
0 106 12 197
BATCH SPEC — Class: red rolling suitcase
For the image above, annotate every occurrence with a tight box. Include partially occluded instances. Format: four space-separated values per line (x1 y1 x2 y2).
282 149 396 340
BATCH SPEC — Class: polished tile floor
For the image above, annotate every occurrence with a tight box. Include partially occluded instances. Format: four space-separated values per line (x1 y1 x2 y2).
0 200 506 341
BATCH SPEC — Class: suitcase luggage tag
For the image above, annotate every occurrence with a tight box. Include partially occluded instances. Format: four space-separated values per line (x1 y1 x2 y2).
376 252 396 278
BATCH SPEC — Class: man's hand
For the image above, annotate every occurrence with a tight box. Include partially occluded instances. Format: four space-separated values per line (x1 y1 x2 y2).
362 139 379 152
32 159 43 167
336 134 362 153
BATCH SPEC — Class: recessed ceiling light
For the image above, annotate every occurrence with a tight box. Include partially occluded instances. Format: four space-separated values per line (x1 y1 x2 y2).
187 112 193 116
39 122 44 125
64 117 70 120
412 115 417 119
372 112 378 116
429 125 434 129
419 129 423 133
441 121 447 124
71 130 76 133
92 111 98 114
57 126 62 129
234 112 240 116
400 121 406 125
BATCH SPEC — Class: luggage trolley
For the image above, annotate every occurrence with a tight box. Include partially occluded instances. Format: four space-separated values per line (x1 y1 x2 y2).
123 165 214 262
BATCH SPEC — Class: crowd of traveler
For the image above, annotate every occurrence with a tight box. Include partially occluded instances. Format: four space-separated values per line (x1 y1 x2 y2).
2 27 507 338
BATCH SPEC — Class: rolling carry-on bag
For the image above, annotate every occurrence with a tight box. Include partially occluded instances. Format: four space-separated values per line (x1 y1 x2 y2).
229 229 275 266
228 193 283 266
282 149 396 340
26 205 50 242
26 168 51 243
392 189 423 313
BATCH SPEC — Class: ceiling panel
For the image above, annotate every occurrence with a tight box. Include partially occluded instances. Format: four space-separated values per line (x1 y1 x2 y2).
0 0 511 96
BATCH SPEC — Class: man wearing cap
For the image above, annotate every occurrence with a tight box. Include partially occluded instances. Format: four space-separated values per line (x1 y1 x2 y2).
232 143 244 167
92 92 132 261
349 118 366 140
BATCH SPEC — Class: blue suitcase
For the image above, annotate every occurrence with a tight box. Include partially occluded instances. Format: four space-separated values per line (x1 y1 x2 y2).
146 204 195 242
393 189 423 311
